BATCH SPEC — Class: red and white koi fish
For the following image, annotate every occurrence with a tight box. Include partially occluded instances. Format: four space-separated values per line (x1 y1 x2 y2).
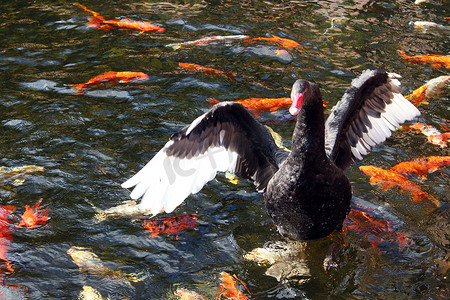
0 206 15 272
207 97 291 117
406 75 450 106
71 71 149 93
245 34 303 49
143 214 198 239
398 50 450 69
179 62 235 80
75 3 165 33
166 35 249 50
400 122 450 148
17 200 49 229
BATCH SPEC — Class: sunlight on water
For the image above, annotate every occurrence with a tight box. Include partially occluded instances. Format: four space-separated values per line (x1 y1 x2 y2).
0 0 448 298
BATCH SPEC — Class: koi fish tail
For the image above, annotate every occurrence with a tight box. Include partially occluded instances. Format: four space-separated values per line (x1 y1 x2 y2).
206 98 220 105
398 50 409 59
71 84 86 94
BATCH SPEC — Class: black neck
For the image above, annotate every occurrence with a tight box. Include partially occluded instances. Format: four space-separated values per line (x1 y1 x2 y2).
290 86 326 159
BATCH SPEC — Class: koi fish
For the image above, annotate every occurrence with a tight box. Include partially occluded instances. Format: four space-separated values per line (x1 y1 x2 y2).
75 3 165 33
179 63 235 80
0 165 44 186
245 34 303 49
405 75 450 106
142 214 198 239
390 156 450 180
217 272 250 300
401 122 450 148
244 241 310 281
359 165 432 203
344 209 411 253
93 200 153 222
410 21 450 34
71 71 149 93
67 246 146 283
207 97 291 117
17 200 49 229
78 286 107 300
398 50 450 69
175 288 208 300
0 206 15 273
166 35 249 50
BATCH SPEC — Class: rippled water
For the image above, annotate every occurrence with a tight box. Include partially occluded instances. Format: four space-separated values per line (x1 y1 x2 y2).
0 0 448 299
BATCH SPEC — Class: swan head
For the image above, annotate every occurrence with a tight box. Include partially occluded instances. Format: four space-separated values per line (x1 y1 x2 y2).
289 79 310 116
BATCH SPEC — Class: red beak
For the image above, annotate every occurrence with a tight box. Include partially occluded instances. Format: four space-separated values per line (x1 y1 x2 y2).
289 88 306 115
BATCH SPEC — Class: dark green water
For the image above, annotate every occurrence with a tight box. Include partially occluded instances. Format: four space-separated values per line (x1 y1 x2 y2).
0 0 448 298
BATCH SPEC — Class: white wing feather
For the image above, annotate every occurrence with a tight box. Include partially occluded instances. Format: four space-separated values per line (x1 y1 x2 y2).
121 140 239 215
350 74 420 160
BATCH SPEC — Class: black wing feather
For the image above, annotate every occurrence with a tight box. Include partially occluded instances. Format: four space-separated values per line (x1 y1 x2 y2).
165 102 289 191
325 70 420 170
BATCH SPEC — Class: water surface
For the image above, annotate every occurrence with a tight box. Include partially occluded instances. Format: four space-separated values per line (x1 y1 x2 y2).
0 0 448 298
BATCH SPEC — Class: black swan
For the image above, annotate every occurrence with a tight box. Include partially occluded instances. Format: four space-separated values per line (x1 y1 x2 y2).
122 70 420 240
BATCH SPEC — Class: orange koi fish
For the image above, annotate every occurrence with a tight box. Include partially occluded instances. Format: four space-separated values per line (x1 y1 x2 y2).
207 97 291 117
71 71 149 93
441 120 450 132
405 75 450 106
0 206 15 272
179 62 235 80
142 214 197 239
246 34 303 49
17 200 49 229
166 35 249 50
217 272 250 300
398 50 450 69
359 165 431 203
75 3 165 33
390 156 450 180
401 122 449 148
344 209 411 253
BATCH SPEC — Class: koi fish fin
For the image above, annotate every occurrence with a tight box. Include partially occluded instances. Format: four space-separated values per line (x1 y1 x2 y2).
430 63 442 70
75 3 101 17
71 84 86 94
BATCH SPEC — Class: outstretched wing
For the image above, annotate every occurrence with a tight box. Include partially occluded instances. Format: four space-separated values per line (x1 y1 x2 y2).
122 102 289 215
325 70 420 170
